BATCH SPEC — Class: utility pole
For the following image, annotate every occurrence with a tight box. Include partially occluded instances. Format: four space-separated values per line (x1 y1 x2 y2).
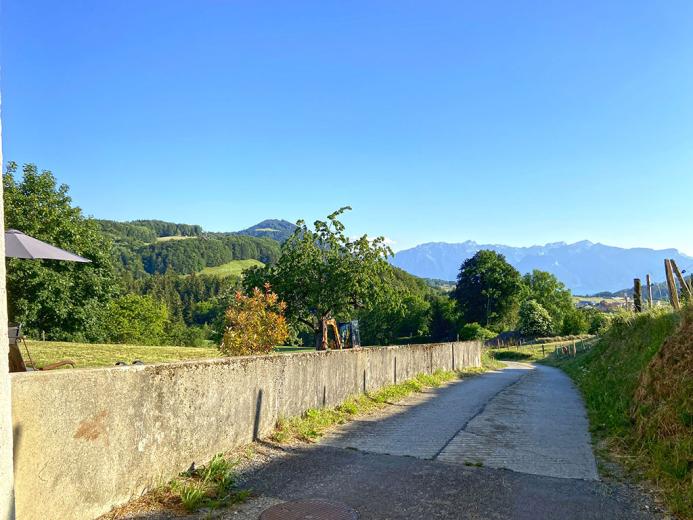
646 274 653 308
670 259 692 300
633 278 642 312
664 259 680 310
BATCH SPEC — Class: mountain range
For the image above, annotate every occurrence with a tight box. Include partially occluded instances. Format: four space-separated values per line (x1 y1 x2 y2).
391 241 693 295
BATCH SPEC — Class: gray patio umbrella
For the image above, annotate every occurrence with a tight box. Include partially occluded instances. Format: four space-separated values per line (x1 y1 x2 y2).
4 229 91 263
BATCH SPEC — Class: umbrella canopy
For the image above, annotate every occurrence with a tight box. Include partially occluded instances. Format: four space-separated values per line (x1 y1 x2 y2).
4 229 91 263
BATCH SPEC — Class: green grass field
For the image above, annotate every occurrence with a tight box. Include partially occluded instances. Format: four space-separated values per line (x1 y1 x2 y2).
22 340 220 369
21 340 316 369
198 259 264 277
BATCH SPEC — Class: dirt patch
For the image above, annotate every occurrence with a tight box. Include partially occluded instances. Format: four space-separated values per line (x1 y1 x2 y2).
74 410 110 444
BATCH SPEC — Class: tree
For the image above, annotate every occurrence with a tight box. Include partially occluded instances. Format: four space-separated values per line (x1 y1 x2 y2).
3 162 120 340
428 295 459 342
521 270 574 334
517 300 553 337
244 207 392 347
560 307 590 335
453 250 523 331
357 269 432 345
103 294 169 345
220 284 289 356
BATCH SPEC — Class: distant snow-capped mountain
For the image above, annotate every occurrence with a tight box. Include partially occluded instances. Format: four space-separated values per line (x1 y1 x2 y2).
391 240 692 295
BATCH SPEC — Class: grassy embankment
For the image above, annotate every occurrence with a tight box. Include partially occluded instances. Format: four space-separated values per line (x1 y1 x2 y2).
548 307 692 518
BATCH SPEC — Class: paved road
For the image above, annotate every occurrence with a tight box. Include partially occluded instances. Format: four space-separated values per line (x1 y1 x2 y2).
133 363 663 520
322 361 598 480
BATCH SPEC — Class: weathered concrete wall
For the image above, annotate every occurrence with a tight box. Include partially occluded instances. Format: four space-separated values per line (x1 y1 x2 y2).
11 341 480 519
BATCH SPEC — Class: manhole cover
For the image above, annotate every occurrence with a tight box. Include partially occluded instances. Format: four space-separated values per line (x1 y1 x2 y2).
260 499 359 520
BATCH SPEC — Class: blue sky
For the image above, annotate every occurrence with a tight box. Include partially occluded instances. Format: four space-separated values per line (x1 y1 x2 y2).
2 1 692 254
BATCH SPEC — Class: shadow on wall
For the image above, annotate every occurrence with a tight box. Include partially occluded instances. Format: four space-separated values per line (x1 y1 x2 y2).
253 390 263 441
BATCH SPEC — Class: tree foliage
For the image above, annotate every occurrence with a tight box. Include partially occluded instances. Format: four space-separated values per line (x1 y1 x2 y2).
517 299 554 337
102 294 169 345
453 250 523 331
220 284 289 356
357 267 432 345
128 219 203 237
428 295 460 342
522 270 574 333
244 207 392 344
3 162 120 340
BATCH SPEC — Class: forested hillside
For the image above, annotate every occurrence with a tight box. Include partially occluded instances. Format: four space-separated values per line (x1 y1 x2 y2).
98 219 281 278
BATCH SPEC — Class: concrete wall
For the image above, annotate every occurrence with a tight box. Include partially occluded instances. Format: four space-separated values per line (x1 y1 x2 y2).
11 341 480 520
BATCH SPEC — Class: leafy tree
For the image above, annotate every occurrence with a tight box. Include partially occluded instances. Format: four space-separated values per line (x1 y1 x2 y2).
3 162 120 339
357 267 432 345
428 295 459 342
521 270 574 334
244 207 392 347
102 294 169 345
517 300 554 337
561 307 590 335
220 284 289 356
129 219 203 238
453 250 523 331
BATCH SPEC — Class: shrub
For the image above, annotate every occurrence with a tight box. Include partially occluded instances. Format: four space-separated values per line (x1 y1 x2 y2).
220 283 289 356
459 322 496 341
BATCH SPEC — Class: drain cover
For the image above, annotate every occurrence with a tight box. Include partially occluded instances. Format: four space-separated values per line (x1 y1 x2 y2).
260 499 359 520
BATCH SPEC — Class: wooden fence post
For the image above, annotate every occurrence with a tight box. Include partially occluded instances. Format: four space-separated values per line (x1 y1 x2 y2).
670 259 692 300
633 278 642 312
646 274 653 308
664 259 680 310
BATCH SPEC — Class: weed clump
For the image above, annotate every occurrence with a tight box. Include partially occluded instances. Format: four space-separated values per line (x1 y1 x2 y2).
163 454 250 513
